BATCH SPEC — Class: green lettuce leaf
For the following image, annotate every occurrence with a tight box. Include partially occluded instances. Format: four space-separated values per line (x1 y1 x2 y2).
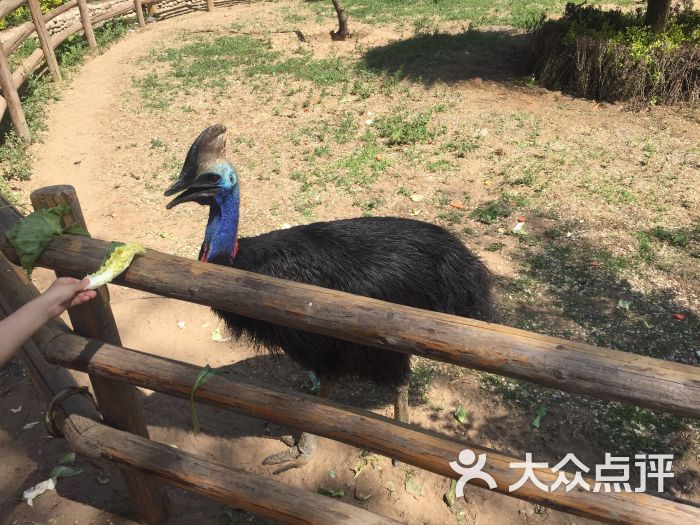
5 205 88 275
85 242 146 290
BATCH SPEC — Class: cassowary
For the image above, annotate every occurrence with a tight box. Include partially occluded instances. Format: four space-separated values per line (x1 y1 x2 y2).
165 125 494 471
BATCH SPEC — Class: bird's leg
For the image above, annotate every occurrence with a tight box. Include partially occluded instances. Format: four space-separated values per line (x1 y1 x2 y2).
262 375 335 474
392 382 409 466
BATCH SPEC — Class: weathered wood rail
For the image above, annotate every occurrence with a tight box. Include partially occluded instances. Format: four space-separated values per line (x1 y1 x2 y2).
0 0 214 138
0 257 399 525
1 186 700 525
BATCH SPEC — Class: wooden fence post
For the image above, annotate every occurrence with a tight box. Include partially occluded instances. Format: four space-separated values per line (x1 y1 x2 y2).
206 0 214 12
30 185 169 525
27 0 61 83
76 0 97 50
134 0 146 27
0 44 30 139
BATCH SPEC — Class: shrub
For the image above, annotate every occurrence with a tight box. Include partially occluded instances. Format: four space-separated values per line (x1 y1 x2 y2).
529 4 700 104
0 0 65 30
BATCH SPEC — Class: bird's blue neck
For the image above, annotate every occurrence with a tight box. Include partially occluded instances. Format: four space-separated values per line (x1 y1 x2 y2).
200 185 240 265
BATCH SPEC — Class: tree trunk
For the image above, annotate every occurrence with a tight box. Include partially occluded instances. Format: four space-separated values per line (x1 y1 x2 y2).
330 0 349 40
645 0 672 33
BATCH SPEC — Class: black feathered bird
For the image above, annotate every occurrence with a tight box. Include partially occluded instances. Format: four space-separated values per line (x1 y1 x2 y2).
165 125 494 470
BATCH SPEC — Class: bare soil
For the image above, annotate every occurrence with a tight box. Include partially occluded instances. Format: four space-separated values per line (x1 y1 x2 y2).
1 2 699 525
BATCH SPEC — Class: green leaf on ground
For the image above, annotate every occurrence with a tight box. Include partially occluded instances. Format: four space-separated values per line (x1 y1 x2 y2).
454 404 468 424
49 466 83 479
532 405 548 428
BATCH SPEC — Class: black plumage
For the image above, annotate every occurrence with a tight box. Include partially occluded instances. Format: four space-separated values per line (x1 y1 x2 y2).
226 217 494 386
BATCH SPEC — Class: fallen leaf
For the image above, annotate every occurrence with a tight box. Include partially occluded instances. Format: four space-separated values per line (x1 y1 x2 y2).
454 404 468 424
532 405 548 428
449 201 463 209
23 477 57 506
672 313 687 321
410 194 424 202
10 406 22 413
211 328 229 342
617 299 632 310
516 215 526 222
49 466 83 479
318 486 344 497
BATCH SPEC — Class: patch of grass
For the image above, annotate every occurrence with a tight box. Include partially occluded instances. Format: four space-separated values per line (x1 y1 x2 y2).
309 0 632 29
485 241 506 252
251 54 350 86
354 196 385 216
634 231 655 263
443 130 484 157
373 111 435 146
0 17 134 199
651 224 700 258
470 192 528 224
334 142 389 191
410 359 440 403
425 158 453 172
437 209 463 225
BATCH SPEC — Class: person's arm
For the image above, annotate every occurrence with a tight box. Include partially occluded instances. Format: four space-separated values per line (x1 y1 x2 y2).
0 277 96 366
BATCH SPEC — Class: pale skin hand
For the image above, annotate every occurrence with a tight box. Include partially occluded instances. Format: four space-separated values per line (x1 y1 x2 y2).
0 277 96 366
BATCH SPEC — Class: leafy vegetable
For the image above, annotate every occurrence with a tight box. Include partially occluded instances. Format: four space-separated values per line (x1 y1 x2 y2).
532 405 548 428
85 242 145 290
49 465 83 479
5 205 88 274
454 404 468 424
190 365 222 434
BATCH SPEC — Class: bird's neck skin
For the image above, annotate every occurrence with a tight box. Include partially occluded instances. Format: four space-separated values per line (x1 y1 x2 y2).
200 185 240 265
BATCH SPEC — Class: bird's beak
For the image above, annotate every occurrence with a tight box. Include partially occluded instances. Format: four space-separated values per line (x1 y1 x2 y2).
164 124 228 209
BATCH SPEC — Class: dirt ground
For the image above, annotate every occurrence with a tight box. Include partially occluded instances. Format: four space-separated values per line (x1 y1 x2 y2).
1 2 699 524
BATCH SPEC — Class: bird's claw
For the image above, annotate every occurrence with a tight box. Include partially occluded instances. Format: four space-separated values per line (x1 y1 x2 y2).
262 446 311 474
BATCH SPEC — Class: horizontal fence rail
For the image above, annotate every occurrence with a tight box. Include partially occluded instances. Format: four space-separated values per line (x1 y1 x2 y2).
1 249 699 525
0 253 401 525
0 219 698 420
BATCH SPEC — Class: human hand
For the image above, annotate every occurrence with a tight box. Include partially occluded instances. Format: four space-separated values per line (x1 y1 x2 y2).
38 277 97 319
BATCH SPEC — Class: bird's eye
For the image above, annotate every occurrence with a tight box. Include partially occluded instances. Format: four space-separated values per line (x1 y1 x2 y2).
207 174 221 185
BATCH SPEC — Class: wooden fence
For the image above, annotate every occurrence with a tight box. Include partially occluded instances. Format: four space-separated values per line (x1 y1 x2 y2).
0 185 699 524
0 0 214 138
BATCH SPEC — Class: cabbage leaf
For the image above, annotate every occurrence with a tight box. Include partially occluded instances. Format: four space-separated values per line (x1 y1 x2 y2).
85 242 146 290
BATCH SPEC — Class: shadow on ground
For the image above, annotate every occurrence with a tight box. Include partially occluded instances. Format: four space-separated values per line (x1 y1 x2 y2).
362 29 531 85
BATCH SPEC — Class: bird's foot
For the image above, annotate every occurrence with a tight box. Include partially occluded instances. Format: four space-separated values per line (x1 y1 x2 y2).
262 432 316 474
